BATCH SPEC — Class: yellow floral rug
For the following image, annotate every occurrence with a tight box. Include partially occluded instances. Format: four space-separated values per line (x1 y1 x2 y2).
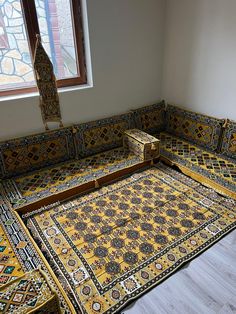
24 163 236 314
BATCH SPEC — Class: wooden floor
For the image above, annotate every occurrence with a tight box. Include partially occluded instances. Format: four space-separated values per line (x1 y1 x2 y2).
122 229 236 314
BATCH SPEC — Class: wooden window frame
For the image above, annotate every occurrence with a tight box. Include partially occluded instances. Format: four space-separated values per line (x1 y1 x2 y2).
0 0 87 97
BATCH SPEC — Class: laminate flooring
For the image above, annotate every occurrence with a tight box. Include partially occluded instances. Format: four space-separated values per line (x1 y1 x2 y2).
122 229 236 314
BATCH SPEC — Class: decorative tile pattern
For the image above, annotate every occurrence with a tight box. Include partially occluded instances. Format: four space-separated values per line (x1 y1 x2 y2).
25 163 236 314
3 147 142 208
0 128 75 179
74 113 135 158
166 105 223 151
221 120 236 159
133 101 166 134
0 269 60 313
159 132 236 197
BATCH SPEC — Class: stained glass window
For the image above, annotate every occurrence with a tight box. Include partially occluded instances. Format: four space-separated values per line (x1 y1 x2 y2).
0 0 34 91
0 0 86 96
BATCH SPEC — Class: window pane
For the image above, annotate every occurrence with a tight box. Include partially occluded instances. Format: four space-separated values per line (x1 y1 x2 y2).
35 0 78 80
0 0 35 91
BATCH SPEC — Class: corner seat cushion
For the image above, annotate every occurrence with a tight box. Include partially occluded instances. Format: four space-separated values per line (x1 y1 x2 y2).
166 105 223 151
0 128 75 179
2 147 142 208
133 100 166 134
221 120 236 159
158 132 236 199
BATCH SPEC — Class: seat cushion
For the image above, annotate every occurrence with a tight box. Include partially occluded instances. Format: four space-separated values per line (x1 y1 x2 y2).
158 132 236 199
221 120 236 159
73 113 135 158
133 100 166 134
2 147 142 209
0 128 75 179
166 105 223 151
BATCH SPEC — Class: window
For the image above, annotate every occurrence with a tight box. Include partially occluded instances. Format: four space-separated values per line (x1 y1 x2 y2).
0 0 86 96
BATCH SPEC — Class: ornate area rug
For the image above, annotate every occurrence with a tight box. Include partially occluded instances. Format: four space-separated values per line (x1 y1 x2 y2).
24 163 236 314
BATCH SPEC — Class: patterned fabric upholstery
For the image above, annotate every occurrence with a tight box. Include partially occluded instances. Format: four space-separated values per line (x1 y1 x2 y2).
133 100 166 134
0 128 75 179
166 105 223 151
221 120 236 159
34 35 63 130
0 269 61 313
2 147 142 209
74 113 135 158
159 132 236 198
123 129 160 160
0 223 25 286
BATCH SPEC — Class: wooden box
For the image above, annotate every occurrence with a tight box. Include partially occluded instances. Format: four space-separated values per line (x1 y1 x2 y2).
123 129 160 160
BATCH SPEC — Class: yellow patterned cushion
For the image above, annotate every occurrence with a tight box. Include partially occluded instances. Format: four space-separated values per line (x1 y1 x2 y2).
0 223 24 286
159 131 236 199
2 147 141 208
166 105 223 151
74 113 135 157
221 120 236 159
133 101 166 134
0 128 75 178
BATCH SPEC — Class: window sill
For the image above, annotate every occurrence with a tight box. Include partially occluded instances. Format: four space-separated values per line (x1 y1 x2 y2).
0 83 94 102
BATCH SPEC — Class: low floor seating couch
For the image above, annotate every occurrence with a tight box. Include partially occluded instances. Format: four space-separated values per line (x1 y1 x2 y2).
0 100 235 312
161 106 235 198
133 103 235 198
0 113 143 211
0 101 235 211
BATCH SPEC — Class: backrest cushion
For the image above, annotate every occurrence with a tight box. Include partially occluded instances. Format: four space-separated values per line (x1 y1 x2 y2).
133 101 166 134
221 120 236 159
166 105 223 151
0 128 75 178
74 112 135 158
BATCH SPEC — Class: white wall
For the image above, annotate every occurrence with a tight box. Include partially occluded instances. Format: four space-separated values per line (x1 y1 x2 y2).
3 0 235 141
0 0 165 140
162 0 236 120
